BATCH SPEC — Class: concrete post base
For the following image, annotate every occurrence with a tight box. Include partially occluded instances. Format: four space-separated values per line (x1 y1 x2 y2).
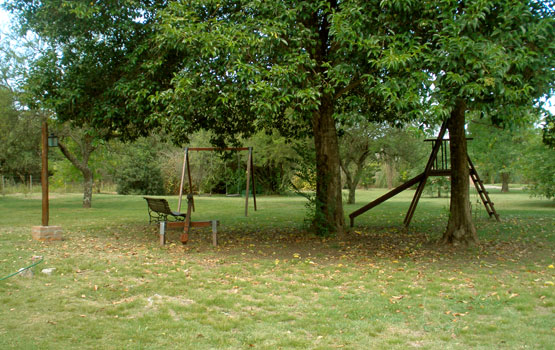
32 226 63 241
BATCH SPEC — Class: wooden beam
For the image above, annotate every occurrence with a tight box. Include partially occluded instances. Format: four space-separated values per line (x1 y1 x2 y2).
167 221 214 228
41 121 49 227
429 169 452 177
349 173 425 227
177 147 188 212
423 138 473 142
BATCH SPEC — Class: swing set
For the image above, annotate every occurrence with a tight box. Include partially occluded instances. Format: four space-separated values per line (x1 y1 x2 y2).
177 147 257 216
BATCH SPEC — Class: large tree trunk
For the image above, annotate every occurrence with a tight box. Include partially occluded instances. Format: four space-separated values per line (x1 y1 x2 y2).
500 172 510 193
312 99 345 236
441 99 478 245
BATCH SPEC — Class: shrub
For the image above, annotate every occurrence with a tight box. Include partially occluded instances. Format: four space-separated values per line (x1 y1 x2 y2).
115 145 165 195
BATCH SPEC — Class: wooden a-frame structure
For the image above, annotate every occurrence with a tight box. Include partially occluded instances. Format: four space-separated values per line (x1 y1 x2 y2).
177 147 257 217
349 122 500 228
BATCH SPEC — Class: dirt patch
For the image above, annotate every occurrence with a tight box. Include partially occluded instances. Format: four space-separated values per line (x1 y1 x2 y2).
146 294 195 308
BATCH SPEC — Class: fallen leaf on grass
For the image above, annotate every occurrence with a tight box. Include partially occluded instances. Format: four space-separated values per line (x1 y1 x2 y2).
389 295 405 303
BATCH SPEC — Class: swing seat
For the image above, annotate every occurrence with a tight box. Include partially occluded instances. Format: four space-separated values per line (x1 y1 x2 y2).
144 197 186 224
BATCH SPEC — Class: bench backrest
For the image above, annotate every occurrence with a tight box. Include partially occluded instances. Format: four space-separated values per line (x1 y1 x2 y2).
144 197 173 215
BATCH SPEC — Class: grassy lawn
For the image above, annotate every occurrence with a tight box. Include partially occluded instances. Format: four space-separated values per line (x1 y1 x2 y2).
0 189 553 349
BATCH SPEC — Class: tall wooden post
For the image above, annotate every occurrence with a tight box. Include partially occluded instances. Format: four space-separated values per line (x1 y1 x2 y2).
41 121 49 226
32 120 63 241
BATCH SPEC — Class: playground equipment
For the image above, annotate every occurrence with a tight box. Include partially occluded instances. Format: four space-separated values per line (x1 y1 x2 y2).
349 122 500 227
177 147 257 217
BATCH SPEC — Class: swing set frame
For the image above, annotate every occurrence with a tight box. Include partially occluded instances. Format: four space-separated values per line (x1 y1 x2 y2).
177 147 257 216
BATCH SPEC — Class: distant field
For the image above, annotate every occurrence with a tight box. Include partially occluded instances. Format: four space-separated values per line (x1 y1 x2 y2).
0 189 553 349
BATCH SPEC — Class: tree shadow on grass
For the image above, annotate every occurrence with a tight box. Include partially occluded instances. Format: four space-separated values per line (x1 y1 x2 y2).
147 224 549 267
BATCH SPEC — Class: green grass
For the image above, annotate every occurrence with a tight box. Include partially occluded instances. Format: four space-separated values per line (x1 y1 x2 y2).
0 189 553 349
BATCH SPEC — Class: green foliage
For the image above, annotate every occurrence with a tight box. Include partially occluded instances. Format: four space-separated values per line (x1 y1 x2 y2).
49 158 83 186
373 125 428 188
420 0 555 122
144 0 429 146
114 140 165 196
468 116 532 187
425 177 451 198
338 122 427 203
0 87 41 180
543 113 555 148
521 138 555 200
246 132 301 195
4 0 167 141
289 139 317 196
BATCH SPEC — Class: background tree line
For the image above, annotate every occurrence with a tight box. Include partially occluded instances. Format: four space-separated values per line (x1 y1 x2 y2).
2 86 553 203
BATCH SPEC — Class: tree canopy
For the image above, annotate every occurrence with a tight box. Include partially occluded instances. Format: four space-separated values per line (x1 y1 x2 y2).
5 0 167 139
